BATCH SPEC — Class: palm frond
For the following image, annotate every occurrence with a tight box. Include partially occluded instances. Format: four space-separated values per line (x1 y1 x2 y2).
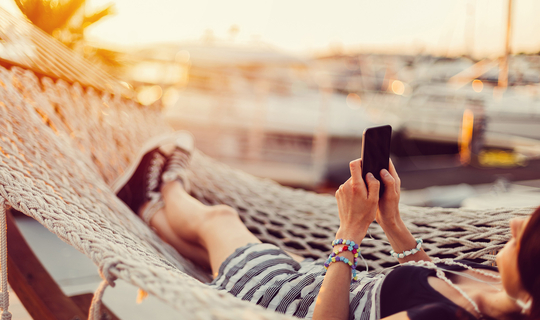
14 0 86 34
83 4 115 29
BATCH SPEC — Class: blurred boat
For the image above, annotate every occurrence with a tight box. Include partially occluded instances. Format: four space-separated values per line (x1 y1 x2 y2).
324 55 540 161
400 178 540 209
377 82 540 159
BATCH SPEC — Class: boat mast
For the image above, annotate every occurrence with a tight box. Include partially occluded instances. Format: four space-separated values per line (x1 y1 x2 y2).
499 0 512 88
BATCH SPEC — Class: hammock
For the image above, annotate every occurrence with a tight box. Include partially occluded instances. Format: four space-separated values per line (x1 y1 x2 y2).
0 9 534 320
0 64 534 319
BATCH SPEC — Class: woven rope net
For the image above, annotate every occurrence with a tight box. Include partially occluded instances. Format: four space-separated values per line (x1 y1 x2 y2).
0 65 534 319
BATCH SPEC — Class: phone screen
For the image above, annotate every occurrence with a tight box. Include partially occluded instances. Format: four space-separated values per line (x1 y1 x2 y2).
361 125 392 197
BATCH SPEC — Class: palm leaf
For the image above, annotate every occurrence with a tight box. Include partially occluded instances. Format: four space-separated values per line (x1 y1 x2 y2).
82 4 115 29
14 0 85 34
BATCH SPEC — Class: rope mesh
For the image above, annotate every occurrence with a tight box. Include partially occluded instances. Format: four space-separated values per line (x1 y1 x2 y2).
0 65 534 319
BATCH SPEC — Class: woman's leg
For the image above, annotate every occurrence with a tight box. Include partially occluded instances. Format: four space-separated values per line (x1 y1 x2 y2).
150 180 305 277
160 181 261 277
147 208 211 271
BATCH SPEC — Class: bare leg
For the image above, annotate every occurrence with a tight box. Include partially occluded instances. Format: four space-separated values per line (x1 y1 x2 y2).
150 181 305 278
146 207 211 271
161 181 261 277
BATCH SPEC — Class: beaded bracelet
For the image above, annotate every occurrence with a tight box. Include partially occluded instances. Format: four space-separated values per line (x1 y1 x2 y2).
325 239 361 281
332 238 360 251
323 256 360 281
331 239 360 265
390 238 423 259
329 244 360 266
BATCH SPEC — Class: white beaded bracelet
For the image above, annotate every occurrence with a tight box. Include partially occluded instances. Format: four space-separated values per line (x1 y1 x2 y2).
390 239 423 259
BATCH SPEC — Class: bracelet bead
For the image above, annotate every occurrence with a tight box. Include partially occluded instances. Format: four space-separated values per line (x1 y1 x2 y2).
390 238 423 259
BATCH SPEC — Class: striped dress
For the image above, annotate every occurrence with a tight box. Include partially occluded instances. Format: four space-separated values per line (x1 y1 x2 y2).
208 243 387 320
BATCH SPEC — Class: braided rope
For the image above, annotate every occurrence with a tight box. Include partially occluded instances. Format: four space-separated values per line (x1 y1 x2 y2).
0 200 12 320
0 65 535 319
88 280 109 320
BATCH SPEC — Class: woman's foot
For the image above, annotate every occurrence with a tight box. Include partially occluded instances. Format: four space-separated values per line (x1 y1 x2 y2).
147 206 211 271
113 131 193 224
161 132 194 192
114 135 171 222
160 180 214 246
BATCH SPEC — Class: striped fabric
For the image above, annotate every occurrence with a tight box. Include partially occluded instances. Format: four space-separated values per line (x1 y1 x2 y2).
208 243 386 320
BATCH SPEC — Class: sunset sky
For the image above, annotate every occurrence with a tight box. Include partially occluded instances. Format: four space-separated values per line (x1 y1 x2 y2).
2 0 540 57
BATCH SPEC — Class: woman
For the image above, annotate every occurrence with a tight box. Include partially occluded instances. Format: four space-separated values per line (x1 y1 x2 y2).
114 132 539 320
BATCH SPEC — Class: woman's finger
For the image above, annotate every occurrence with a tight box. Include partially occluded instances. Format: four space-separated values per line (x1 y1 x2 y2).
366 173 380 202
388 159 401 190
380 168 395 193
349 159 366 192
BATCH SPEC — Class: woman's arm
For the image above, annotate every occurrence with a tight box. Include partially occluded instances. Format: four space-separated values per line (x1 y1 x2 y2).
376 160 431 263
313 239 364 320
379 218 431 263
313 160 380 320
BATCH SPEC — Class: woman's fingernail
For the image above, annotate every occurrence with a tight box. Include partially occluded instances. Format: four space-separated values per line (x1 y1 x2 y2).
367 173 374 179
381 169 389 176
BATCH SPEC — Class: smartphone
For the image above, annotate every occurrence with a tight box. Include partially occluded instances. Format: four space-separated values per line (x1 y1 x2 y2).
361 125 392 197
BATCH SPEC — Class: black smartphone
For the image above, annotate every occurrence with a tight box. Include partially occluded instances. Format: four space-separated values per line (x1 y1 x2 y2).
361 125 392 197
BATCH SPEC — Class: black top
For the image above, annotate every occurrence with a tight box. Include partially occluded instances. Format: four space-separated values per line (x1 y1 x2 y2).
380 260 498 319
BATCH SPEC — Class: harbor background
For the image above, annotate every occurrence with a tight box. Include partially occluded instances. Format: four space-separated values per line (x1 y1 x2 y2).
2 0 540 318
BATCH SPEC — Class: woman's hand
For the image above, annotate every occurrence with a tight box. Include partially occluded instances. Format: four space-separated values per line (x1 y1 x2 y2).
376 159 402 229
375 159 431 263
335 159 380 244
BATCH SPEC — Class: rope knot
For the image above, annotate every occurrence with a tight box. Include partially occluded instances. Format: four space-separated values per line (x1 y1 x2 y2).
98 257 121 287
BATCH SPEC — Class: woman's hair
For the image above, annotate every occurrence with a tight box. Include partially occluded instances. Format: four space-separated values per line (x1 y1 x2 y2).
518 206 540 319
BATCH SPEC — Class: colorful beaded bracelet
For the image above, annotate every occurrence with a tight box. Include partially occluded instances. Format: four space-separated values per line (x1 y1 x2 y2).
332 239 360 251
323 256 360 282
390 238 423 259
329 245 359 267
324 239 361 281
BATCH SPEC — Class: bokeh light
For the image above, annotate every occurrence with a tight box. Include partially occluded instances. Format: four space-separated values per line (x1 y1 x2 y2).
137 85 163 106
175 50 190 64
162 87 180 108
346 93 362 109
472 79 483 92
391 80 405 95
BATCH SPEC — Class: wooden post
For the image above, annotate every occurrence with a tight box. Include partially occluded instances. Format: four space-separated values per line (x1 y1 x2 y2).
498 0 512 88
6 209 118 320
